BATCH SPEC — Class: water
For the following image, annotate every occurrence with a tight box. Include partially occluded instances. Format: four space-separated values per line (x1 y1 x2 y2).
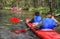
0 21 40 39
0 10 39 39
0 10 60 39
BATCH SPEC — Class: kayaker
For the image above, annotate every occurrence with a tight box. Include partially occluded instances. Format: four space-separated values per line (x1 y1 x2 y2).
40 12 59 30
29 12 42 26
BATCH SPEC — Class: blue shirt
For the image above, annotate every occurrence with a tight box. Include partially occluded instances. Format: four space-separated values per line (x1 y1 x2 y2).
41 18 56 29
33 16 41 23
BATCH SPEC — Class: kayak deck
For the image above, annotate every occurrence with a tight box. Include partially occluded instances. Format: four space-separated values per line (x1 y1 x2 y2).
26 18 60 39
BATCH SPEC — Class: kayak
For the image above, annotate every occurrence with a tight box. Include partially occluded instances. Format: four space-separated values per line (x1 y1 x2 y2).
26 18 60 39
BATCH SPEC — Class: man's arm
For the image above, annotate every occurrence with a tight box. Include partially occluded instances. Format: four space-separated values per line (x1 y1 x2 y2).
52 16 59 23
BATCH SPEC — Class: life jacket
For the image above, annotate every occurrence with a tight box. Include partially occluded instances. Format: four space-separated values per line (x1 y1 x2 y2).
33 16 41 23
41 18 56 29
29 16 41 23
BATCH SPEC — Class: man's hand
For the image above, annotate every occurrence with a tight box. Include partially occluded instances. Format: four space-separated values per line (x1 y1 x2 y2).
52 16 59 23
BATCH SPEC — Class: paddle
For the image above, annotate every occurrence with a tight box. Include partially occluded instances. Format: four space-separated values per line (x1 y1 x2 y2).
9 17 26 33
12 24 41 34
13 28 30 34
14 23 60 34
9 17 60 34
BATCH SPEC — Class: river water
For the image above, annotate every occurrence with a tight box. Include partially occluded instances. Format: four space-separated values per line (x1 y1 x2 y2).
0 10 40 39
0 10 60 39
0 21 40 39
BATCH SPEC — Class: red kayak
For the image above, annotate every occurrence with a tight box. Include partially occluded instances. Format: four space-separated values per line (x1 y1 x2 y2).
26 18 60 39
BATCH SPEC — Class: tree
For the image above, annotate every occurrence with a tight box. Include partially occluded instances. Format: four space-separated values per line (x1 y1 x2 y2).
33 0 38 8
49 0 52 12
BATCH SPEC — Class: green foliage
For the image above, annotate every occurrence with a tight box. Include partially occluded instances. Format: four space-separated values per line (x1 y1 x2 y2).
29 7 34 11
53 9 60 15
29 7 60 15
29 7 50 13
6 0 13 4
0 0 60 15
3 7 11 10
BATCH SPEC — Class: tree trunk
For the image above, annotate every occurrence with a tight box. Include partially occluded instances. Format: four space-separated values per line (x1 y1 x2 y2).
33 0 38 8
49 0 52 13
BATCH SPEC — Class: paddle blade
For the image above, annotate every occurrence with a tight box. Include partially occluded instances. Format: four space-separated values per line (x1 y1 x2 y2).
14 29 26 34
9 17 19 23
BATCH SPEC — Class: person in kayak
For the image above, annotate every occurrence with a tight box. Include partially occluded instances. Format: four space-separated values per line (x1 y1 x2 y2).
40 12 59 30
29 12 42 26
